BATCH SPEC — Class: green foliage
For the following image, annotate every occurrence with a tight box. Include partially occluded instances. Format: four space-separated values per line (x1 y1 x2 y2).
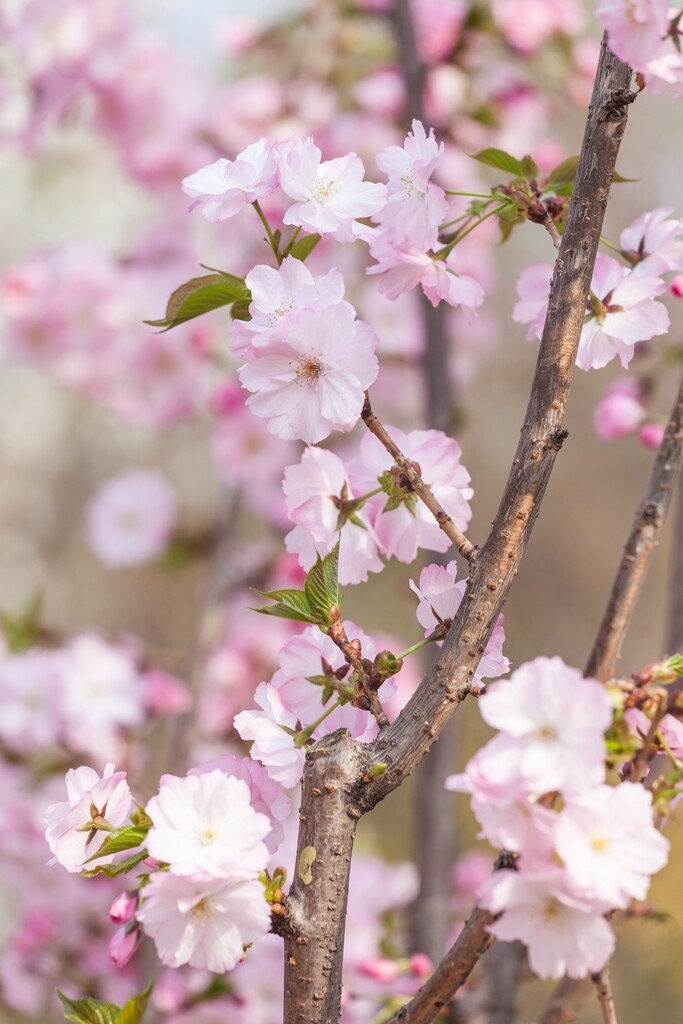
547 155 580 189
253 544 341 629
469 147 524 176
83 824 149 864
144 273 250 331
0 593 44 653
58 984 153 1024
288 233 322 262
80 850 149 879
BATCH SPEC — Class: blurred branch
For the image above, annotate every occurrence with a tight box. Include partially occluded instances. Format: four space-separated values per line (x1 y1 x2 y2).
593 966 619 1024
666 470 683 661
457 940 526 1024
586 372 683 681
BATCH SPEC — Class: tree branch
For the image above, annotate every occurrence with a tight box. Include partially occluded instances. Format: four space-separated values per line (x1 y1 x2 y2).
585 372 683 681
593 966 619 1024
361 394 476 562
359 37 634 811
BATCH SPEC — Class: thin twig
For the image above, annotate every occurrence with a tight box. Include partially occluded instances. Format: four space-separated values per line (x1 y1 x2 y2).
586 372 683 682
628 695 668 783
542 214 562 249
327 620 390 729
592 966 619 1024
385 908 496 1024
361 393 476 562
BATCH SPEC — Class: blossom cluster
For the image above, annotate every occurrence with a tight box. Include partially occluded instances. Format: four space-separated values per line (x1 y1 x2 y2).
447 657 670 979
598 1 683 97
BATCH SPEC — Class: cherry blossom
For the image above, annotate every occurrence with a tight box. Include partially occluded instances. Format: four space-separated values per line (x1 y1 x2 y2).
594 389 645 440
376 120 448 251
555 783 670 907
44 764 132 873
480 867 616 979
410 560 509 680
491 0 585 53
136 873 270 972
619 206 683 273
283 446 383 586
145 770 270 880
512 263 552 340
596 0 671 69
367 233 484 312
181 138 278 222
233 683 304 789
0 649 64 754
238 305 379 444
278 136 386 241
640 422 666 449
350 427 473 563
476 657 613 796
85 469 177 569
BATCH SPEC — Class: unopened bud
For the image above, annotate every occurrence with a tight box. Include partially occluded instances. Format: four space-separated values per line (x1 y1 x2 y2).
358 957 400 983
108 924 141 968
372 650 403 680
109 890 138 924
670 274 683 298
409 953 433 977
639 423 666 450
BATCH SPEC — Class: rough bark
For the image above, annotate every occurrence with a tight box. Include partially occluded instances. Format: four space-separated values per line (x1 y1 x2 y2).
586 373 683 681
283 37 634 1024
283 731 365 1024
666 469 683 656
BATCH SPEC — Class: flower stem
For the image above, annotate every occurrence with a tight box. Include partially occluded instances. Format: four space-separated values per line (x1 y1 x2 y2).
599 235 625 259
436 203 509 259
295 697 346 745
253 200 282 265
445 190 497 199
282 225 302 258
396 630 444 661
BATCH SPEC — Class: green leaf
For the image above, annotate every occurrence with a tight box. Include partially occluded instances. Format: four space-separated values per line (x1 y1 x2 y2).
520 155 539 181
288 233 322 262
58 992 121 1024
252 588 319 625
80 850 149 878
117 983 154 1024
0 593 44 653
612 170 639 183
469 148 524 176
304 543 340 623
547 156 580 188
231 299 252 322
83 825 149 864
199 266 249 289
144 274 250 331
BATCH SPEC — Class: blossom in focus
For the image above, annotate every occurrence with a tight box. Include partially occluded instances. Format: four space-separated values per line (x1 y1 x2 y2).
512 263 552 340
476 657 613 796
238 305 379 444
283 446 383 586
278 136 386 241
555 783 670 907
231 257 352 358
596 0 671 69
480 867 616 979
145 770 270 880
136 872 270 972
85 469 177 568
367 233 484 312
234 682 304 789
44 763 132 873
620 206 683 273
376 119 448 251
351 427 473 563
181 138 278 222
410 560 509 680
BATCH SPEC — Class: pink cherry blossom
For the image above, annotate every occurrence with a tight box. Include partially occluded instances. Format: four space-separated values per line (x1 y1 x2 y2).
620 207 683 273
141 669 192 717
109 891 138 924
412 0 469 64
231 257 352 358
639 422 666 449
350 427 473 564
181 138 278 222
278 136 386 241
469 797 558 867
85 469 177 568
643 49 683 97
0 648 64 753
136 872 270 972
238 305 379 444
233 682 304 789
376 120 448 251
512 263 552 340
594 390 645 440
670 274 683 297
410 560 508 680
477 657 613 796
189 755 292 854
367 233 484 312
556 783 670 908
145 770 270 880
480 867 616 979
596 0 671 69
283 446 383 586
44 763 132 873
491 0 585 54
108 925 141 968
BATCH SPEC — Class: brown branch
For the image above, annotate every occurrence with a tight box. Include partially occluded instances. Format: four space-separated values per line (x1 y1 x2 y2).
386 908 495 1024
458 940 526 1024
362 393 476 562
628 694 668 782
327 620 390 729
359 38 633 812
666 470 683 677
585 373 683 681
539 977 594 1024
593 966 619 1024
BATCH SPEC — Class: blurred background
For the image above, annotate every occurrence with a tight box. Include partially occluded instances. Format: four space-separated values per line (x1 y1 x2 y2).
1 1 682 1022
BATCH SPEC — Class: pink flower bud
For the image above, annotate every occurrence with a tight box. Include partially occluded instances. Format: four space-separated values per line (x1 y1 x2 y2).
670 275 683 298
142 669 191 716
409 953 433 977
108 925 141 968
594 392 644 440
109 890 138 924
639 423 666 450
358 957 401 984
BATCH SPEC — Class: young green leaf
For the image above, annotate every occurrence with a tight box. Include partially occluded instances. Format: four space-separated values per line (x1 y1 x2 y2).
83 825 149 864
469 148 524 177
144 274 250 331
520 155 539 181
231 299 252 322
252 588 319 625
288 233 322 262
304 543 340 624
58 992 121 1024
116 983 154 1024
80 850 149 878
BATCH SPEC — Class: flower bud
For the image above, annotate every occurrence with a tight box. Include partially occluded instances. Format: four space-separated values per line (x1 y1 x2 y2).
670 274 683 298
409 953 433 977
594 392 644 440
108 924 141 968
358 957 400 983
639 423 666 450
142 669 191 716
109 890 138 925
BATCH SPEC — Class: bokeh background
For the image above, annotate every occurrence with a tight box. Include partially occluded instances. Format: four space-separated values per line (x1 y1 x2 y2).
1 1 682 1021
